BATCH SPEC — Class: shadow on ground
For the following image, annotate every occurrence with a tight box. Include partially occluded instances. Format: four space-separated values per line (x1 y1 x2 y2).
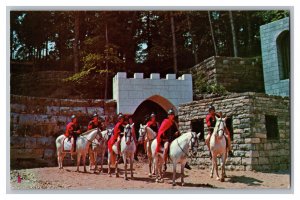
228 175 263 186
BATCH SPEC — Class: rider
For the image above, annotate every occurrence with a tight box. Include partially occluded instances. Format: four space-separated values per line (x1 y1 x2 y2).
87 113 103 131
205 105 233 159
144 113 160 154
128 116 139 161
155 109 192 171
107 113 125 159
64 114 81 158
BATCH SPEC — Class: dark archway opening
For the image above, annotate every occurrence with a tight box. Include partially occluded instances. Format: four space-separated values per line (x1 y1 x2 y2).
132 100 168 128
276 30 290 80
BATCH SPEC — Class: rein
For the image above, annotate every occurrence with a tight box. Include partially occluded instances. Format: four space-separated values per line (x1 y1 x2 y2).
176 133 198 159
80 128 102 145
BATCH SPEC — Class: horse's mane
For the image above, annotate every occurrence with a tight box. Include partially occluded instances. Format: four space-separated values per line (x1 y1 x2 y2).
81 128 98 136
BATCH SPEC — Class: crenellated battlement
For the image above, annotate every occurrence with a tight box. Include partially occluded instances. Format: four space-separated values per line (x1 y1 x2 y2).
113 72 192 81
113 72 193 114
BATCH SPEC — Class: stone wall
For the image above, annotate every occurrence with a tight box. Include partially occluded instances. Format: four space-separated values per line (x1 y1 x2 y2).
190 56 264 93
260 17 290 97
113 72 193 114
10 95 117 169
178 92 290 171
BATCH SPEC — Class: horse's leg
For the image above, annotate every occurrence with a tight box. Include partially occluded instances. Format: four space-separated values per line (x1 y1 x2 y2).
181 163 185 186
155 155 159 182
220 153 227 182
94 152 98 173
108 152 112 177
214 156 220 181
57 152 62 169
210 152 214 178
124 154 128 180
172 162 176 186
76 153 81 172
130 154 134 179
148 145 152 177
100 150 104 173
115 153 119 178
61 153 66 169
83 153 87 173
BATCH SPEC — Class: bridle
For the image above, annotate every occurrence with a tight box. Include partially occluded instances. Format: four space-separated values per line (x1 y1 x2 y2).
80 128 102 145
215 119 225 137
124 125 133 142
176 132 199 158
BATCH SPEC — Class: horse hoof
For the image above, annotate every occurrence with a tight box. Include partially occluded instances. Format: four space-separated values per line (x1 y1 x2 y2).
181 183 185 186
216 177 220 181
148 173 152 177
221 178 225 182
109 174 112 177
172 183 176 186
224 175 227 178
116 174 119 178
210 175 213 178
155 179 159 183
124 177 128 181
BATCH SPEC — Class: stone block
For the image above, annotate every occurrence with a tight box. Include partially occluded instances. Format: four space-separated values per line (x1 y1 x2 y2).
166 74 176 80
150 73 160 79
245 138 260 144
44 149 55 159
25 137 36 149
134 73 144 79
10 136 25 149
116 72 127 79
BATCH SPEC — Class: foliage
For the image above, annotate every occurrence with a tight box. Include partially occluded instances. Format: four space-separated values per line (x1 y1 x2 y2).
193 73 227 95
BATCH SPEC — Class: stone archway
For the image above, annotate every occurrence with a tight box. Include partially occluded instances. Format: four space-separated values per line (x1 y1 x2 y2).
132 95 177 126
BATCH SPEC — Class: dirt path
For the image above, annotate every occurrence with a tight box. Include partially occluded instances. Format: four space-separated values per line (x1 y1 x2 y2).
10 161 290 190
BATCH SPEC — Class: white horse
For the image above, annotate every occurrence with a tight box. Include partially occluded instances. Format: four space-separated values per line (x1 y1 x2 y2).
210 117 227 182
138 124 157 177
88 129 112 173
55 128 100 172
152 132 200 186
121 123 136 180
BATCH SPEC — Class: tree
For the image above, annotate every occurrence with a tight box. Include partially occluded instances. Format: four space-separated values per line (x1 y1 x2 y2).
208 11 218 56
229 11 238 57
170 12 178 74
73 11 80 73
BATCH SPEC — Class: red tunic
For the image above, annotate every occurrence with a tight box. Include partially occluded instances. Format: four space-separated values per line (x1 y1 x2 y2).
155 119 173 153
108 121 123 152
146 120 159 133
64 122 75 137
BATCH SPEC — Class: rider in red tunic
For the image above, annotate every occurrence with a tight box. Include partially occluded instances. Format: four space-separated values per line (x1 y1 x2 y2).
155 109 180 170
205 105 233 159
64 115 81 156
87 113 103 131
108 113 125 156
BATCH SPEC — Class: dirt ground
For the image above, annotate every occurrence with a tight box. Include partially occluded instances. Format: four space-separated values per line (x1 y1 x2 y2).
10 158 290 191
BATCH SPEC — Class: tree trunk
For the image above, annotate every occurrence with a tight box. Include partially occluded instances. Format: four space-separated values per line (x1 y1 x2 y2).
73 11 80 73
187 14 198 65
246 12 253 56
229 11 238 57
170 12 178 74
208 11 218 56
104 23 109 99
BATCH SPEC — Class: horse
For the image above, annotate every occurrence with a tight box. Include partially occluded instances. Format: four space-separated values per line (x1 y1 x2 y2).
107 130 121 177
138 124 157 177
152 132 200 186
55 128 100 172
88 129 112 173
210 117 227 182
120 123 136 180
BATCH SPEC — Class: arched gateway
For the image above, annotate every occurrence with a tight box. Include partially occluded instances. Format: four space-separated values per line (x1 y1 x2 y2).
112 72 193 122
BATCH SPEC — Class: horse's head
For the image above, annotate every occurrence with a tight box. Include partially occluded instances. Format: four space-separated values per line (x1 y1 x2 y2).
138 124 146 144
213 117 227 138
124 124 133 143
190 132 201 156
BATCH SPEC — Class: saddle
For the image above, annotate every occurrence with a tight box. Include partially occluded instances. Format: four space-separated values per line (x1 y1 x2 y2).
63 137 76 153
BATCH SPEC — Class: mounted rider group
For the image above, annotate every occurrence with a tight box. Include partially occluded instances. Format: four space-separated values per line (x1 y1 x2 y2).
57 105 233 184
